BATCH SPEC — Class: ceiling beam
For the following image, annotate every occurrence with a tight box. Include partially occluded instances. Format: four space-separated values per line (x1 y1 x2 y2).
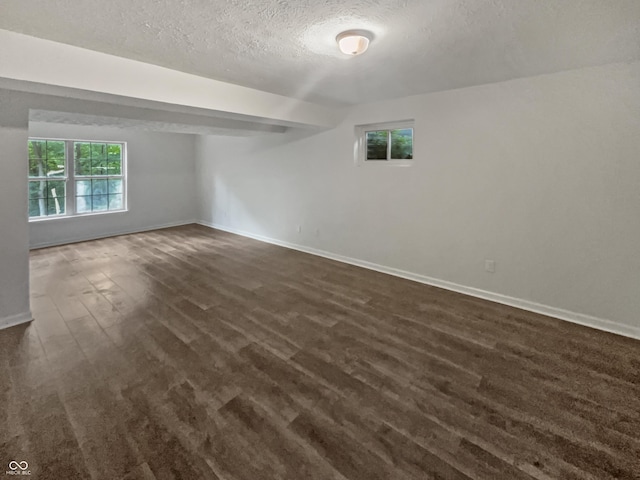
0 29 341 129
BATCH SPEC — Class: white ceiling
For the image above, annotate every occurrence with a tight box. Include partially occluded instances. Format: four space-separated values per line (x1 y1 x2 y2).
1 0 639 106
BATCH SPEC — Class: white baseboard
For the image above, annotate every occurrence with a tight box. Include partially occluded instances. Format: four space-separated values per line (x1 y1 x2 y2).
197 220 640 341
0 311 33 331
30 219 197 250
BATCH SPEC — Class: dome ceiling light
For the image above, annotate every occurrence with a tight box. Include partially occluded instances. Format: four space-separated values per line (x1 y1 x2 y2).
336 30 372 56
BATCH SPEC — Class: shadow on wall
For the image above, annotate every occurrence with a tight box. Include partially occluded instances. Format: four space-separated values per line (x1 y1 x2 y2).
201 127 331 241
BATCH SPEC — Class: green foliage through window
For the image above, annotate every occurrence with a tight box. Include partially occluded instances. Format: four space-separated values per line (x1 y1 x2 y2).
73 142 124 214
75 142 122 177
366 131 388 160
365 128 413 161
28 138 125 219
28 180 66 217
28 140 65 178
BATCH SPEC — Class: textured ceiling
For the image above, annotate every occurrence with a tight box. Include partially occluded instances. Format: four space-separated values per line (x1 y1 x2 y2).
1 0 639 106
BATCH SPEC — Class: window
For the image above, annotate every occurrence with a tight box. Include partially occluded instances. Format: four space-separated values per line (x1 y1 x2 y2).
355 120 414 166
28 138 126 220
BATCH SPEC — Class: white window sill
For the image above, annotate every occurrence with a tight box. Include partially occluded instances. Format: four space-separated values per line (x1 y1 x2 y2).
357 160 413 167
29 209 128 223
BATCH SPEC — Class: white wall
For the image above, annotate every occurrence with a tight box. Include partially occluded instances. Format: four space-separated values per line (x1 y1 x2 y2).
0 123 32 328
196 61 640 338
29 123 197 248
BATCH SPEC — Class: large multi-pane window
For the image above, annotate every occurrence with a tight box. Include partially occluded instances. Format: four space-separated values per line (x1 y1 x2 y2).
28 138 126 219
28 140 67 217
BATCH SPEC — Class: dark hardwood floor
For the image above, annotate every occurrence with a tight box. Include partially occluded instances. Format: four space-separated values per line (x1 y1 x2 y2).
1 224 639 479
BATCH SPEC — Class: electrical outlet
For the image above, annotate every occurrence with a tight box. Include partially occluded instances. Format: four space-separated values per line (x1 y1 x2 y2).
315 228 320 237
297 225 302 234
485 260 496 273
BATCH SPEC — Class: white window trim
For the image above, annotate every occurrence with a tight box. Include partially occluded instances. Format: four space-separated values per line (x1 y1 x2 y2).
28 137 128 222
354 119 414 167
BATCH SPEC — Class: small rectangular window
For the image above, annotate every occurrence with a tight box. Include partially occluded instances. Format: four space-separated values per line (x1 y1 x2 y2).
355 120 414 166
28 138 127 220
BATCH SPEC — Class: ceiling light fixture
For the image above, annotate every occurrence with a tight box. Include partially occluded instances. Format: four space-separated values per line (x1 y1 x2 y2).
336 30 372 56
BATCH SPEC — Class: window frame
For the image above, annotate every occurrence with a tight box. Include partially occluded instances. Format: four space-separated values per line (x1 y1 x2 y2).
28 139 69 220
355 120 415 167
28 137 128 222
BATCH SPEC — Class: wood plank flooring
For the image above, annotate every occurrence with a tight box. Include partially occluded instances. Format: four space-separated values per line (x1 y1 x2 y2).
1 224 639 479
